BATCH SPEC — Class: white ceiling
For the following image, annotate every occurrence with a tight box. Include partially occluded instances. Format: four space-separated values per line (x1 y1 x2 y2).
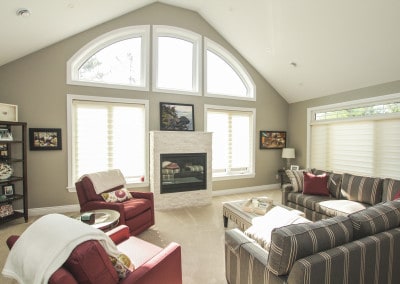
2 0 400 103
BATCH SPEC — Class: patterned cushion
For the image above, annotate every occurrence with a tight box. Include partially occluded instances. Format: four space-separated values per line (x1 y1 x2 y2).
101 188 133 203
109 253 135 278
285 170 305 192
267 216 353 276
349 200 400 240
303 172 330 196
382 178 400 202
341 173 383 205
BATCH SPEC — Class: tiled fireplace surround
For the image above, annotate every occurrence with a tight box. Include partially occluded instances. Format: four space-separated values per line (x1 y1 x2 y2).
150 131 212 210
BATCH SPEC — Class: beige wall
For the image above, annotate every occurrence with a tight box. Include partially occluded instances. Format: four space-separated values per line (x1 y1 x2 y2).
288 80 400 168
0 3 288 209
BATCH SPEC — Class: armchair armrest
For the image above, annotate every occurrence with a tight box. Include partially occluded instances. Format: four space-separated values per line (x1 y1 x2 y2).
121 242 182 284
130 191 154 201
106 225 130 244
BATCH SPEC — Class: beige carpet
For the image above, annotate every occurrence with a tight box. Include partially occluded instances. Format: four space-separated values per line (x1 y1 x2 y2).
0 189 282 284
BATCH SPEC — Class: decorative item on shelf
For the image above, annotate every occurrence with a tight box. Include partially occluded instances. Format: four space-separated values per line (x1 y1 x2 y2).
0 129 13 141
0 195 7 201
0 204 13 218
242 196 274 215
290 165 299 170
282 147 295 169
0 103 18 122
0 144 8 157
2 184 14 196
0 163 13 180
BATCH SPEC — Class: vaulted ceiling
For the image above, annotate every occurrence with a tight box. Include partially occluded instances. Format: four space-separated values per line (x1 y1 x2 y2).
2 0 400 103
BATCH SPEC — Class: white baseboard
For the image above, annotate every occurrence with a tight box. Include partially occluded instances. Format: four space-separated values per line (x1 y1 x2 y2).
28 184 281 215
28 204 80 216
211 183 280 197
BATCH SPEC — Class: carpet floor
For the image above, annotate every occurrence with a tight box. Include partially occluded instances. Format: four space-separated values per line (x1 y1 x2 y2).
0 189 282 284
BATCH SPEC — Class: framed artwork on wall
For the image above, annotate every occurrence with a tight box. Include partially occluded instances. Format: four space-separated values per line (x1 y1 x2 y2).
160 102 195 131
259 130 286 149
29 128 62 150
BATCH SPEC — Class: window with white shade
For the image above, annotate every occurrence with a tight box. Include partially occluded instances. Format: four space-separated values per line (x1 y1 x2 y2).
205 105 255 180
67 95 148 190
308 94 400 178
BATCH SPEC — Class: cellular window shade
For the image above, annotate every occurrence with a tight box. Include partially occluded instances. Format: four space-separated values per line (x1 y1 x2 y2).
206 109 252 176
310 118 400 178
72 100 146 182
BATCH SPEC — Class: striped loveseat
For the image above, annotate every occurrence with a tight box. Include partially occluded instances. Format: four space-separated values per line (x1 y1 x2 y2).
225 199 400 284
282 170 400 221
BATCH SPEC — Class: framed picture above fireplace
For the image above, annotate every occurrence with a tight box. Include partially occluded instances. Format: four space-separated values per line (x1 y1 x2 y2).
160 102 194 131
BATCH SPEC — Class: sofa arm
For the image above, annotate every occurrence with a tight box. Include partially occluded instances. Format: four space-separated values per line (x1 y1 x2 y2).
281 184 294 205
121 242 182 284
225 229 287 284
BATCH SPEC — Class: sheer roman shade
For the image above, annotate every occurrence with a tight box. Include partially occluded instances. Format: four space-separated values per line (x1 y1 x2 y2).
310 118 400 178
205 107 254 178
71 100 146 183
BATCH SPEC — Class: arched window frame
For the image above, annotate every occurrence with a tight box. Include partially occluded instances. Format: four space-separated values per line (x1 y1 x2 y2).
67 26 150 91
152 25 202 96
204 38 256 101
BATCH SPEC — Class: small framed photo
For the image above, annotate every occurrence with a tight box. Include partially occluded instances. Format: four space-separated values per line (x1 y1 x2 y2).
0 144 8 157
160 102 195 131
260 131 286 149
29 128 62 150
290 165 299 171
2 184 14 196
0 128 13 141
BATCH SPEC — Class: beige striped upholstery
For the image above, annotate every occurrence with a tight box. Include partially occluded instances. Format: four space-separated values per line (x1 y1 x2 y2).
285 170 305 192
341 173 383 205
382 178 400 202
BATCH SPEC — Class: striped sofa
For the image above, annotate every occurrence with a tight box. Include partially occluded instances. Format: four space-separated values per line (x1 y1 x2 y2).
282 170 400 221
225 199 400 284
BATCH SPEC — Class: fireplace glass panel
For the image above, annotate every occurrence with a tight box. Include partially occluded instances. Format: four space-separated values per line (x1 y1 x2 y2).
160 153 207 193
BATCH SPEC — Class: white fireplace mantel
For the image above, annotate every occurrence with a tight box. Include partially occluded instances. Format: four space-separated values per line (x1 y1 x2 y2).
149 131 212 210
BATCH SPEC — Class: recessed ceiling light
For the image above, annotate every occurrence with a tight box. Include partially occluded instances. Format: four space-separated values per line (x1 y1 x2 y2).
16 9 31 17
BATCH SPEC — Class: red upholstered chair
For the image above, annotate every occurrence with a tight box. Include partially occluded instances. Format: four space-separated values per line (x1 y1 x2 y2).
6 225 182 284
75 176 155 235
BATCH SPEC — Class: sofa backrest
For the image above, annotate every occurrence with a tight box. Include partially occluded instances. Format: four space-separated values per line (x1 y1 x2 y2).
340 173 383 205
267 216 353 276
382 178 400 202
312 169 342 198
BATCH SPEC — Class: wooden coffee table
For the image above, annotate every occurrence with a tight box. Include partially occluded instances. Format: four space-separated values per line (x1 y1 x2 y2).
222 198 304 231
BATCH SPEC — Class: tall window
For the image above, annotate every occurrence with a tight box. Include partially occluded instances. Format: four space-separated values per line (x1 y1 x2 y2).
152 25 201 95
205 39 255 100
67 26 150 91
205 105 255 180
308 94 400 178
67 95 148 189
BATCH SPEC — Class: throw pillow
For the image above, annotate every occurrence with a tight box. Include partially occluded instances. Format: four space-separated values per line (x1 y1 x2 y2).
101 188 133 203
393 190 400 200
285 170 305 192
109 253 135 278
303 172 330 196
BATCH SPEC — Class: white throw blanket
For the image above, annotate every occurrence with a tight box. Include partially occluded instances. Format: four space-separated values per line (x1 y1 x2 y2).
2 214 122 284
81 169 126 194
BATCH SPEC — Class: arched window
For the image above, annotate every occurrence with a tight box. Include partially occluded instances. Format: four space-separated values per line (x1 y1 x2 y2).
152 25 201 95
67 26 150 91
205 39 255 100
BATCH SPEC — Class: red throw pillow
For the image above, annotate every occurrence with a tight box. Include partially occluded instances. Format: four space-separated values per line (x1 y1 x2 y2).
393 190 400 200
303 172 330 196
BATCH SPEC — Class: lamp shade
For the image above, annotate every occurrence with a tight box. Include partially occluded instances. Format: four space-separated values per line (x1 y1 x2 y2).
282 148 295 159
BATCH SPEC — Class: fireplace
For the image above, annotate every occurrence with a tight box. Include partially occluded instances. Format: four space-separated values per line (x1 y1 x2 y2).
160 153 206 194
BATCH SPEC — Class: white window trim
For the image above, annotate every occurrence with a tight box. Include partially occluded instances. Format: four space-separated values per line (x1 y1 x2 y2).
152 25 202 96
306 93 400 168
204 38 256 101
66 94 149 192
204 104 256 181
67 26 150 91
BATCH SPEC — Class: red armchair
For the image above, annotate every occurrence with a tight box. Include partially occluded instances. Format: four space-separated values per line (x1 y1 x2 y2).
6 225 182 284
75 176 155 235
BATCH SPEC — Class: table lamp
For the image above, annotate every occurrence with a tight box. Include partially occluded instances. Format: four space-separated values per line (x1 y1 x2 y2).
282 148 295 169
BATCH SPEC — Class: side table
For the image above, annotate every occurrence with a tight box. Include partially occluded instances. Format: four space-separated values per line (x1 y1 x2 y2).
72 209 120 231
278 169 290 187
